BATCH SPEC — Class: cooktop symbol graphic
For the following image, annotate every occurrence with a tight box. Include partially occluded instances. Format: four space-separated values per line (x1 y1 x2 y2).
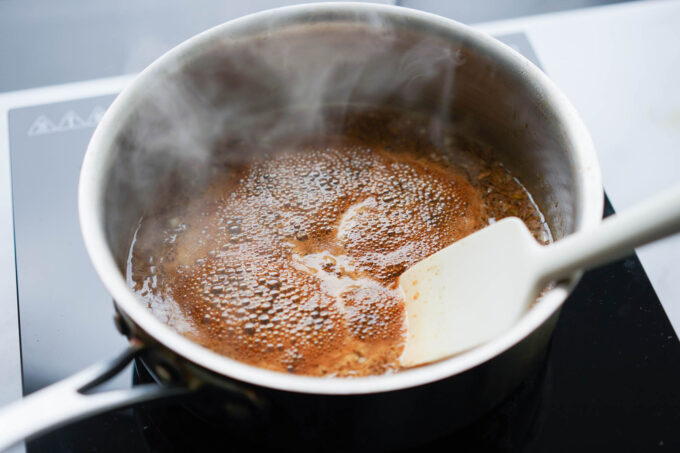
26 115 57 136
27 106 107 136
57 110 87 131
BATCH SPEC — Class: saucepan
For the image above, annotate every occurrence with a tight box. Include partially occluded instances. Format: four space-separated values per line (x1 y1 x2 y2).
0 3 602 450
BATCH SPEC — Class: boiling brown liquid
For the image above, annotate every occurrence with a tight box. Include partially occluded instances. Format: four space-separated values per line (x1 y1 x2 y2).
127 109 551 376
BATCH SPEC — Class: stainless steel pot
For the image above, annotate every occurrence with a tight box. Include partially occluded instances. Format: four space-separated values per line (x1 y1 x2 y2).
0 3 603 450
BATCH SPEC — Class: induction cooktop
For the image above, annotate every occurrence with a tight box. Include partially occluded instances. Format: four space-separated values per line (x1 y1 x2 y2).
2 33 679 452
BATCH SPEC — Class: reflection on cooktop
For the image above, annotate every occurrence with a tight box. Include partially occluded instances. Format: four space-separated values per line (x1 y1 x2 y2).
131 355 551 452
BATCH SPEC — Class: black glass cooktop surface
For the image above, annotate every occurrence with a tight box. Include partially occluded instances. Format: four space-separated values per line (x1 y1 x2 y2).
10 33 680 452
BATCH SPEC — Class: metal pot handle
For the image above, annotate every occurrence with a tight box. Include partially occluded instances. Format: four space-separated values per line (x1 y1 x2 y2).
0 346 188 451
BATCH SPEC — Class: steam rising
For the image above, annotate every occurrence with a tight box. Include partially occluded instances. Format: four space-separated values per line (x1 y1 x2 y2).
107 17 469 258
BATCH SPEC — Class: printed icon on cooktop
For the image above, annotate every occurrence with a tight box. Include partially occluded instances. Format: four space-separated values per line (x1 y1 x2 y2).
27 106 106 136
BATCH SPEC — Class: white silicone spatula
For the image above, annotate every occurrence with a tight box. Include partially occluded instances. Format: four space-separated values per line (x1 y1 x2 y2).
399 185 680 368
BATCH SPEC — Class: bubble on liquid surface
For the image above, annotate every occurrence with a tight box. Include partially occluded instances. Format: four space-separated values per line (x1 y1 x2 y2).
127 109 552 376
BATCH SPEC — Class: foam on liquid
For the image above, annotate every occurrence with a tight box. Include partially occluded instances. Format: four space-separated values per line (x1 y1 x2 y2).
127 109 551 376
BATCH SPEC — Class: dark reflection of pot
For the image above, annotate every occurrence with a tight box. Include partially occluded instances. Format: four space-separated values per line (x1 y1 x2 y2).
0 3 602 451
131 355 552 452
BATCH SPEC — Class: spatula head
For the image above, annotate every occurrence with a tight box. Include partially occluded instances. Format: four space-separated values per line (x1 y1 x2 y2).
398 217 542 367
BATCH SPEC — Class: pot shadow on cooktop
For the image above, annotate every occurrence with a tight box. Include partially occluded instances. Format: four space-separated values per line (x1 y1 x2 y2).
127 351 551 453
124 354 550 453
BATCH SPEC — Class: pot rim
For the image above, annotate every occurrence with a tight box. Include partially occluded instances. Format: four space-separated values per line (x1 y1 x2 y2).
79 2 603 395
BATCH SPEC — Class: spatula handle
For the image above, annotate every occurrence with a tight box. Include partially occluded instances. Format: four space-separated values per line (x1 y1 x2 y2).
538 184 680 284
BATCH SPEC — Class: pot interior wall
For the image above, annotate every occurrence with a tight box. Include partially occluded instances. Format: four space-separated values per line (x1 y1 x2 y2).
102 17 580 276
